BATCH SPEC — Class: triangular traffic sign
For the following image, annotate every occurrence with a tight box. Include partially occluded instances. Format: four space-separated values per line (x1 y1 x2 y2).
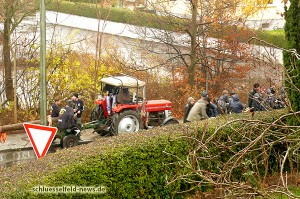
23 123 57 159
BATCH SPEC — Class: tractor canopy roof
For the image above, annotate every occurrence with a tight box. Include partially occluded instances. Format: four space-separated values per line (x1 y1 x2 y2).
100 76 146 88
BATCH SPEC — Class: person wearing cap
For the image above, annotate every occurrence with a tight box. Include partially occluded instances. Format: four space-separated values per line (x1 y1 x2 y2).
50 98 61 117
201 91 208 98
183 97 195 123
186 97 210 122
72 93 84 126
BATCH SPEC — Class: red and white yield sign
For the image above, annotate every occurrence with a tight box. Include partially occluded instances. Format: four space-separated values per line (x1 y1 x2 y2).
23 123 57 159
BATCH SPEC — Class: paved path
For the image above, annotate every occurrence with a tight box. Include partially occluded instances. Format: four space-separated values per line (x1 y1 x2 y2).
0 128 99 152
0 128 100 169
0 117 183 152
0 119 182 169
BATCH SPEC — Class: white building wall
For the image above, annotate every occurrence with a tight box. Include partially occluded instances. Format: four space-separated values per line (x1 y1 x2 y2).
246 0 286 30
146 0 286 29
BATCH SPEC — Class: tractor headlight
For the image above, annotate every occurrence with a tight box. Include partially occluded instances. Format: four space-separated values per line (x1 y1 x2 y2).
165 110 172 117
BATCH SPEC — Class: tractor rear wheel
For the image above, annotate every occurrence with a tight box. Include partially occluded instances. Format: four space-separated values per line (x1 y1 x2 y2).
112 110 142 135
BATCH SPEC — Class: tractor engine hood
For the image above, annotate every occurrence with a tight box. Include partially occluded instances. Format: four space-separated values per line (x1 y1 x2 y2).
145 100 172 112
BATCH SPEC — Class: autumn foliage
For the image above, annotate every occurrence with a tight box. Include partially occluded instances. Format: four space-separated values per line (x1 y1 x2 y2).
0 0 282 125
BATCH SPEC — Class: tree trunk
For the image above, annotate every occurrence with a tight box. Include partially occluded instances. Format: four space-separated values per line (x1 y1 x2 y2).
188 0 198 86
94 2 104 100
3 2 14 102
0 117 58 133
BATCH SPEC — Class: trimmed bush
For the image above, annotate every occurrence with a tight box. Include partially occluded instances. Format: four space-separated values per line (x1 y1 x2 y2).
0 126 193 198
0 110 289 198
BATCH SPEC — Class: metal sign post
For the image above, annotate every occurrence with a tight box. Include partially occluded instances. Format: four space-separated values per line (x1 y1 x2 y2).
40 0 47 125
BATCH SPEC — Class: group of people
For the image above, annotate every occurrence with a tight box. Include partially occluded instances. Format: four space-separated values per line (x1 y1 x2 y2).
50 93 84 130
183 91 218 123
50 85 131 129
246 83 285 112
184 83 286 123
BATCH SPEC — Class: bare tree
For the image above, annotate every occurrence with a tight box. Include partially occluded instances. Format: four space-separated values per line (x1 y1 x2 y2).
0 0 37 102
93 0 111 100
114 0 255 92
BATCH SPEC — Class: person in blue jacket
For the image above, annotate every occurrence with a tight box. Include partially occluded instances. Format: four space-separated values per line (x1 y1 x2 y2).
229 94 244 113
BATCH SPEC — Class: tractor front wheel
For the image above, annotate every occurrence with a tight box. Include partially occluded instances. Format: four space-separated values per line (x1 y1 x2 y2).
112 110 142 135
163 119 179 125
61 134 79 148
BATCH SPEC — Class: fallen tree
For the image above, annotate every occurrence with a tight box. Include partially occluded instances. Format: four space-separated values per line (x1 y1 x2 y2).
0 117 58 132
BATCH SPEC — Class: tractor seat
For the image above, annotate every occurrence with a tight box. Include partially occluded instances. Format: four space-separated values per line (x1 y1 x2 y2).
116 88 132 104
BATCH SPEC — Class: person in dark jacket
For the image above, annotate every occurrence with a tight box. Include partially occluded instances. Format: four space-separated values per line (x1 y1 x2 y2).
218 90 230 114
214 98 222 115
183 97 195 123
57 100 76 130
247 83 261 111
229 92 236 105
253 92 264 111
206 97 218 118
229 94 244 113
50 98 61 117
264 87 276 110
72 93 84 126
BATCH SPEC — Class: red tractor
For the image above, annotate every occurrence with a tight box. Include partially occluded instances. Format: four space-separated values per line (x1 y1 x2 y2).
90 75 179 135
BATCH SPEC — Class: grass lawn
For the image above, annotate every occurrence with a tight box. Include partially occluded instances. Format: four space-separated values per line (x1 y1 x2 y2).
255 29 286 48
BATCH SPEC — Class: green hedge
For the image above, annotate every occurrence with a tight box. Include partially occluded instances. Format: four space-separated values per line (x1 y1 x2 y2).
67 0 104 3
0 126 193 198
0 110 289 198
42 136 191 198
66 0 119 7
46 1 167 30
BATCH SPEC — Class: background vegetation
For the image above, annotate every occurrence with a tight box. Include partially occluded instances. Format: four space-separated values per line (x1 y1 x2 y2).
0 0 287 125
46 0 286 48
